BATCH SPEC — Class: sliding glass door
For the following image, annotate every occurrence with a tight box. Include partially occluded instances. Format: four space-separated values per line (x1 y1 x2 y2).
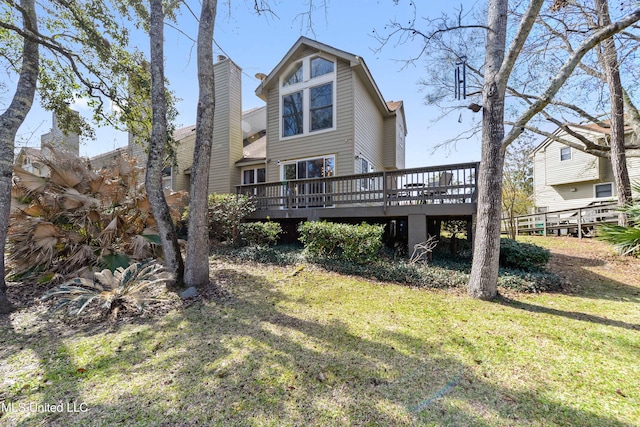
282 156 334 208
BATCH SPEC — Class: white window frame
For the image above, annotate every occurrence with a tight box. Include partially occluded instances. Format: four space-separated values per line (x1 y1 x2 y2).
358 156 374 190
594 182 614 199
560 146 572 161
279 54 336 140
162 166 172 190
279 155 336 181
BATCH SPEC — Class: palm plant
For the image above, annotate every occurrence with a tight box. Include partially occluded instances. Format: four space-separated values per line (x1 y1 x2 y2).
40 260 173 317
598 183 640 255
8 145 188 281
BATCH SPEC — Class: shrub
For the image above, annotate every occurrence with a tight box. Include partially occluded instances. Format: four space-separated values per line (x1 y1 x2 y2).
498 269 563 293
205 193 256 245
218 245 303 266
40 260 173 317
499 238 550 271
298 221 384 264
598 183 640 255
239 221 283 246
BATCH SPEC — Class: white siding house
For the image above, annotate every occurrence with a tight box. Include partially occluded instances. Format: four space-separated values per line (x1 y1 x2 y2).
532 124 640 212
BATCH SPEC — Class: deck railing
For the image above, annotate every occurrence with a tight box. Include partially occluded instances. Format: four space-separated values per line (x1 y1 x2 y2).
507 202 620 238
236 162 479 211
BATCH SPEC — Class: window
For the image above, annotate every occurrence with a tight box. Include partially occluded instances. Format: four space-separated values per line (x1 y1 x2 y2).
595 183 613 198
242 167 266 185
162 166 172 190
310 83 332 131
359 157 373 190
280 55 335 138
281 156 334 180
311 57 334 78
560 146 571 161
282 91 303 137
283 62 303 86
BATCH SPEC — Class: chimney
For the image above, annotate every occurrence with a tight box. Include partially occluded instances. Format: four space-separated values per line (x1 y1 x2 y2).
208 58 243 194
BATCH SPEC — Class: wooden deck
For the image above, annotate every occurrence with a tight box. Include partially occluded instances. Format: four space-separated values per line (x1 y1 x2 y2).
507 203 620 238
236 162 479 220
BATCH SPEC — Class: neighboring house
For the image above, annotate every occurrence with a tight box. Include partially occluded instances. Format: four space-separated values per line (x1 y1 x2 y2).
14 110 81 177
532 123 640 212
14 147 45 176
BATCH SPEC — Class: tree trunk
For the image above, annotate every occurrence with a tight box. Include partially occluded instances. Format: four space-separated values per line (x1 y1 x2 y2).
185 0 217 288
468 0 508 300
0 0 39 314
147 0 185 287
596 0 632 226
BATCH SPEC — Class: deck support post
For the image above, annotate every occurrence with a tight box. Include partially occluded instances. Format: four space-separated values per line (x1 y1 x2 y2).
408 214 428 259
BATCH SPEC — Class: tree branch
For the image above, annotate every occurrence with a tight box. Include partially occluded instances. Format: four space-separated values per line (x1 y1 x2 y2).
497 0 544 86
502 8 640 148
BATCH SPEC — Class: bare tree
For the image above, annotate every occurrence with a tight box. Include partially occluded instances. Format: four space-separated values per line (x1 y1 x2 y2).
377 1 640 299
0 0 38 313
184 0 218 288
595 0 632 225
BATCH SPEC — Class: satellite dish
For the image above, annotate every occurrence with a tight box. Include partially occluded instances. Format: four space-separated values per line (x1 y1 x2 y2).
255 72 267 81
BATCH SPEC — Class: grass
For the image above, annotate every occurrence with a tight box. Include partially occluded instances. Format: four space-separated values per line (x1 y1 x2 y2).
1 237 639 426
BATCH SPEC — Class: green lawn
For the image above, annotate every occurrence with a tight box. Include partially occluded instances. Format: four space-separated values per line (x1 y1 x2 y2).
1 238 639 426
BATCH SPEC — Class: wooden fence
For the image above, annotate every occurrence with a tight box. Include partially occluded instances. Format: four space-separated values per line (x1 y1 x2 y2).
506 203 620 238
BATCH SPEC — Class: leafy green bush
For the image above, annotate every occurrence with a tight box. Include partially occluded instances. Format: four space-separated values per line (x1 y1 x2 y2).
498 269 563 293
213 244 561 293
205 193 256 245
217 245 303 266
499 238 550 271
239 221 282 246
298 221 384 264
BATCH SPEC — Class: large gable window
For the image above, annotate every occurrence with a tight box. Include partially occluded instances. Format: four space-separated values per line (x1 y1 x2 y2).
311 57 334 78
310 83 332 131
283 91 303 137
283 62 303 86
280 55 336 138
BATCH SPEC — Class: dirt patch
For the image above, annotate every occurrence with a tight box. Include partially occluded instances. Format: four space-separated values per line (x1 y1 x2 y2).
544 237 640 293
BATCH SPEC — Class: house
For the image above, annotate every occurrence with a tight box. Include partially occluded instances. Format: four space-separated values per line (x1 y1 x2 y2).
120 37 477 251
14 110 80 177
532 122 640 212
134 37 407 197
254 36 406 183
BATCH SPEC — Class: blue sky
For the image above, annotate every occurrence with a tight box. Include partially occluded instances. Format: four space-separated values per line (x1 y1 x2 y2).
16 0 485 168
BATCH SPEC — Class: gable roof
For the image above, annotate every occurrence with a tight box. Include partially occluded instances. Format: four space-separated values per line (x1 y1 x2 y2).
255 36 397 118
532 121 635 155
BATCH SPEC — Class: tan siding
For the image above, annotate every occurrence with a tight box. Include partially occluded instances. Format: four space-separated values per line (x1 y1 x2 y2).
395 109 406 169
208 60 243 194
266 58 354 181
127 132 147 166
173 133 195 192
353 72 384 172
